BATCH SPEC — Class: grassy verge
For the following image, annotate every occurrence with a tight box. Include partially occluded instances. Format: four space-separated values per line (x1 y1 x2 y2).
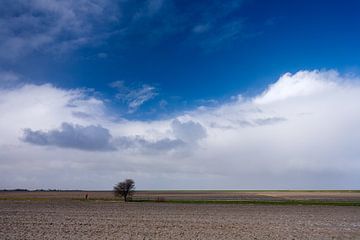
1 197 360 206
132 199 360 206
135 190 360 193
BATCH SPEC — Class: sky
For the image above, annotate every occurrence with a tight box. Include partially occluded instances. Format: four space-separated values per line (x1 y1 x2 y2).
1 0 360 190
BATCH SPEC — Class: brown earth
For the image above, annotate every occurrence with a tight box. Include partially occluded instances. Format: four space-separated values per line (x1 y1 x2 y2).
1 200 360 240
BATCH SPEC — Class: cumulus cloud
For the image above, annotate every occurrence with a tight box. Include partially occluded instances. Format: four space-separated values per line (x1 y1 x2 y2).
112 119 206 153
1 69 360 189
115 136 185 153
171 119 207 143
23 123 115 151
111 80 158 112
0 0 119 59
254 70 340 104
0 83 107 146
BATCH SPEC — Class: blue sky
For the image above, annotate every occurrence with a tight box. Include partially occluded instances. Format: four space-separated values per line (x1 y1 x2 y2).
3 0 360 118
1 0 360 189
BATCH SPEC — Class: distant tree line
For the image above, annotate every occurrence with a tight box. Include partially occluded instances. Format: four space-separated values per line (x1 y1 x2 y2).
0 189 29 192
0 189 84 192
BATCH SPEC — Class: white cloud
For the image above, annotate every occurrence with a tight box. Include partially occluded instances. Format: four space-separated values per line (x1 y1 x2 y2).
1 70 360 189
0 83 107 145
171 119 207 143
254 70 340 104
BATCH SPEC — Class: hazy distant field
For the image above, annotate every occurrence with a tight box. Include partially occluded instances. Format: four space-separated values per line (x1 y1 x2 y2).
1 191 360 239
2 190 360 202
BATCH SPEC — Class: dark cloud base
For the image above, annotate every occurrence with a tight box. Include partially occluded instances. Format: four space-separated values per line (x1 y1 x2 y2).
22 122 116 151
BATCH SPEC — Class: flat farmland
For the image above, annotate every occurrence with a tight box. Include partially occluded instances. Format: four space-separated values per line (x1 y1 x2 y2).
2 190 360 202
1 191 360 239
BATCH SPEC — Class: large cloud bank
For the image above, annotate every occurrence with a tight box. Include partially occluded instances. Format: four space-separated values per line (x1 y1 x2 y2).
1 70 360 189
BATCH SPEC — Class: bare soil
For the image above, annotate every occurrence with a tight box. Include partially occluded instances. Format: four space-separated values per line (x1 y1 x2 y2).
1 200 360 239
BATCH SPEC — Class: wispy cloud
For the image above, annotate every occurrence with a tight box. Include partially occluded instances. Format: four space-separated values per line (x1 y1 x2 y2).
197 19 244 50
0 0 119 59
111 80 158 113
0 0 250 61
112 0 247 51
253 117 287 126
0 70 21 84
184 1 246 51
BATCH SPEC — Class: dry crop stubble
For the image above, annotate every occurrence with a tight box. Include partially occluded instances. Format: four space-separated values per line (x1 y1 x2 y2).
1 191 360 240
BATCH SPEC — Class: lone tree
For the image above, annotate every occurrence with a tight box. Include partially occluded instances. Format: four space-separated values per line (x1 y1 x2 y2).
113 179 135 202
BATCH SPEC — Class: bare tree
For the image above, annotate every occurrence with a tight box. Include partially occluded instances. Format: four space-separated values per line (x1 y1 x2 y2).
113 179 135 202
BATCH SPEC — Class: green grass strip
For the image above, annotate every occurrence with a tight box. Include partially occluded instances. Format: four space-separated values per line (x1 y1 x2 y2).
132 199 360 206
1 197 360 207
